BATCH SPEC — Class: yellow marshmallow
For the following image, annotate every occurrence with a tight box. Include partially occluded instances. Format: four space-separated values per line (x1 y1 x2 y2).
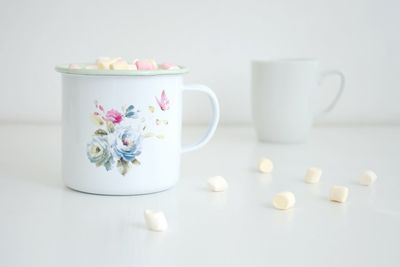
208 176 228 192
110 59 130 70
272 192 296 210
258 158 274 173
304 167 322 184
330 186 349 203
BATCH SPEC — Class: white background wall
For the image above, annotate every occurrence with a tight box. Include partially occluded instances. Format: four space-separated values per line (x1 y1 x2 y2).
0 0 399 125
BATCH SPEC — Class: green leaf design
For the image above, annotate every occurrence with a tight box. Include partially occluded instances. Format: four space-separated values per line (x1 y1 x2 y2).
125 111 137 119
104 160 112 171
106 121 115 133
117 159 131 176
132 159 141 165
94 129 108 136
156 134 165 139
126 105 134 112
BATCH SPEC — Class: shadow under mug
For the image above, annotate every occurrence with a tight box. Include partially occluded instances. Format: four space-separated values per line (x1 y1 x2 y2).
251 58 345 143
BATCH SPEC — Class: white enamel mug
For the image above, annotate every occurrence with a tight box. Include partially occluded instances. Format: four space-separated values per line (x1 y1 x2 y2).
56 64 219 195
252 59 345 143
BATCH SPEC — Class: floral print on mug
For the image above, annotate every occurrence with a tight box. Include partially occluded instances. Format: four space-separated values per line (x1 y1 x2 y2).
87 92 169 175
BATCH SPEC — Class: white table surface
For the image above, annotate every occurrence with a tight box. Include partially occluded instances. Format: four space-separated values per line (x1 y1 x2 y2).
0 124 399 267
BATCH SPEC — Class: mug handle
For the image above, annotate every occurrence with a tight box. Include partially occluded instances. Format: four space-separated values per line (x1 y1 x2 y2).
317 70 345 115
181 84 220 153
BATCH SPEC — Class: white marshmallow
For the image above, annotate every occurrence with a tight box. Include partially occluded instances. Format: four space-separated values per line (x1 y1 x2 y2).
330 186 349 203
144 209 168 232
272 192 296 210
84 64 97 70
359 170 377 186
110 59 130 70
127 64 138 70
304 167 322 184
208 176 228 192
258 158 274 173
96 57 121 70
96 57 110 69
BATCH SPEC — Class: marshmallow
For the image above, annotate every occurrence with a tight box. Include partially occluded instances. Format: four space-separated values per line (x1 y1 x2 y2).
304 167 322 184
159 63 180 70
258 158 274 173
110 59 130 70
127 64 138 70
96 57 111 69
208 176 228 192
68 64 81 69
96 57 121 70
144 209 168 232
272 192 296 210
329 186 349 203
84 64 97 70
359 170 377 186
135 59 158 70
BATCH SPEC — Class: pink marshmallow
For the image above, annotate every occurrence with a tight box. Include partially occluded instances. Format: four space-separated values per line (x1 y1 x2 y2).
135 59 158 70
68 64 81 69
159 63 180 70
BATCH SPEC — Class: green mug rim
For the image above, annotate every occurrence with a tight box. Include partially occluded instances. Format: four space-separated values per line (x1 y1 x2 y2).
55 63 189 76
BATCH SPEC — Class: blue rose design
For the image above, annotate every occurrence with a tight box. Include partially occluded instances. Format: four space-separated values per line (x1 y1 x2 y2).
113 126 142 162
87 135 114 171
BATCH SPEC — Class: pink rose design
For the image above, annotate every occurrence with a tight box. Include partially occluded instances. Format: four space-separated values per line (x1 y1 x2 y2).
105 109 123 124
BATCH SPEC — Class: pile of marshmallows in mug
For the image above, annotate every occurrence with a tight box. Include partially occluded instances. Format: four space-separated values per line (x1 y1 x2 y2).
145 158 378 232
68 57 180 71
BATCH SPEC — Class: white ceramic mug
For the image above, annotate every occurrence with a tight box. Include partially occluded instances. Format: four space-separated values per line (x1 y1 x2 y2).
56 65 219 195
251 59 345 143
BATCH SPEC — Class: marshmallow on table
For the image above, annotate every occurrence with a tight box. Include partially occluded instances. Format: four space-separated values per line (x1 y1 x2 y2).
272 192 296 210
304 167 322 184
159 63 180 70
208 176 228 192
135 59 158 70
110 59 130 70
258 158 274 173
144 209 168 232
329 186 349 203
359 170 377 186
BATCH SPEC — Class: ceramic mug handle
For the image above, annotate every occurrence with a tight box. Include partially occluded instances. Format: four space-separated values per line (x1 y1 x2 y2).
181 84 220 153
318 70 345 115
